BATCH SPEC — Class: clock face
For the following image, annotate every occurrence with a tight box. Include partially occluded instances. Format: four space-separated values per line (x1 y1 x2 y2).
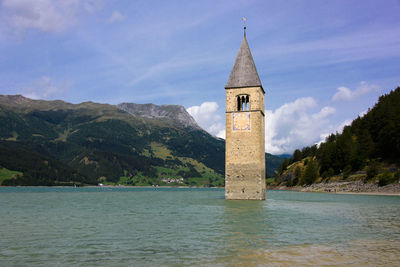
233 112 250 131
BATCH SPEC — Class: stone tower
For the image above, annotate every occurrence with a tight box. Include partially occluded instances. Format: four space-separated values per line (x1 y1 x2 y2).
225 31 266 200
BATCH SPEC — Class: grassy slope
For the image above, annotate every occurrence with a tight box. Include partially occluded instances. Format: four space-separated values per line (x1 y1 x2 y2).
0 167 22 184
279 156 400 187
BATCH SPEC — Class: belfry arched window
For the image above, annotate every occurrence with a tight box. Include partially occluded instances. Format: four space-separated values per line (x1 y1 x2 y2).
237 94 250 111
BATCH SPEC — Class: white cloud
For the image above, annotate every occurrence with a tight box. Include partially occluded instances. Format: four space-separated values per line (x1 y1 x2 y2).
186 102 224 137
265 97 337 154
316 133 330 147
312 106 336 120
107 10 125 23
187 98 339 154
216 129 225 139
0 0 103 33
187 98 354 155
22 76 69 100
332 87 352 101
332 81 380 101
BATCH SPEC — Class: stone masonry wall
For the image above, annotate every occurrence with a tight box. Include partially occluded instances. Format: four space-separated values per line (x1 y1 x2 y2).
225 86 265 200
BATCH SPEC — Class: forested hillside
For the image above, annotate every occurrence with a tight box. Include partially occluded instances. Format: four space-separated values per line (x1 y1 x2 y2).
0 95 225 186
276 87 400 187
0 95 284 186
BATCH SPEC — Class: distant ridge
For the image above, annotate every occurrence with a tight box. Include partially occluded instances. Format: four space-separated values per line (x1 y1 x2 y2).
0 94 225 186
117 103 201 129
0 94 286 186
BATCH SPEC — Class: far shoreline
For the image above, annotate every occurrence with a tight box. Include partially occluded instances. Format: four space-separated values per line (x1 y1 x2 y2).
267 180 400 197
268 188 400 196
1 184 400 196
0 185 223 189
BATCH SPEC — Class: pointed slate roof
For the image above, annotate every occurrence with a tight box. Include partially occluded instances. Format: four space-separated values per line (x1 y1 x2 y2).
225 36 263 90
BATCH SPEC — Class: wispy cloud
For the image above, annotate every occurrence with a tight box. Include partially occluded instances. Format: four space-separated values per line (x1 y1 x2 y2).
332 81 380 101
0 0 104 34
22 76 70 100
107 10 125 24
259 24 400 67
312 106 336 120
127 52 225 87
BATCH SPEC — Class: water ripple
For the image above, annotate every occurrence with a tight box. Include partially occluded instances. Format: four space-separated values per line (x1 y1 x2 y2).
0 188 399 266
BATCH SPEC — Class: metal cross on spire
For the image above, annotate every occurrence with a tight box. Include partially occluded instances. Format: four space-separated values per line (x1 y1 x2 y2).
242 17 247 37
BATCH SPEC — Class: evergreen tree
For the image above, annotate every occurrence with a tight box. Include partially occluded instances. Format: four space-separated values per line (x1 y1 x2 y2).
300 160 318 185
277 87 400 186
293 149 302 162
278 158 289 175
293 166 301 186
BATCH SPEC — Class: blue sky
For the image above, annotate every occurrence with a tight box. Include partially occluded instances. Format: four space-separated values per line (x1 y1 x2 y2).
0 0 399 154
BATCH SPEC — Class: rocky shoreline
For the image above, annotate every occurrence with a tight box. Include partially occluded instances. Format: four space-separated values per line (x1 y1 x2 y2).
268 180 400 195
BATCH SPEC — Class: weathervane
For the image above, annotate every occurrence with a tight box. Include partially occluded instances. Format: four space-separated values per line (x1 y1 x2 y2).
242 17 247 37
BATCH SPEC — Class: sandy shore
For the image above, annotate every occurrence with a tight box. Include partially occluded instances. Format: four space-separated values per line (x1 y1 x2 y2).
268 180 400 196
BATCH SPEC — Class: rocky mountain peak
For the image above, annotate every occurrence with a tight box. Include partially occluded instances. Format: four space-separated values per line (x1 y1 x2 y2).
0 94 31 104
117 102 201 129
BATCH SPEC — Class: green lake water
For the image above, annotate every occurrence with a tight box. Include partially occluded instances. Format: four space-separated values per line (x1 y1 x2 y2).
0 187 399 266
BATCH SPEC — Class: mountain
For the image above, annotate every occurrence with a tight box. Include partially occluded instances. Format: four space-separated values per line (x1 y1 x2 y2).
277 154 292 159
0 140 86 186
266 153 285 177
276 87 400 187
0 95 285 186
117 103 200 129
0 95 225 186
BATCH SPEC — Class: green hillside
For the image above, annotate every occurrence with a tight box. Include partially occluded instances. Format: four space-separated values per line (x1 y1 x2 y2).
0 95 224 186
0 95 284 186
0 166 22 185
276 87 400 187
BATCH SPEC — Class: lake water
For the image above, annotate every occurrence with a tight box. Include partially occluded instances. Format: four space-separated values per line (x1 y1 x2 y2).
0 187 399 266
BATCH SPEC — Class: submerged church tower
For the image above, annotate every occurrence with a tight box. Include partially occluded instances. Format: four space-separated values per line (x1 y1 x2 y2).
225 28 266 200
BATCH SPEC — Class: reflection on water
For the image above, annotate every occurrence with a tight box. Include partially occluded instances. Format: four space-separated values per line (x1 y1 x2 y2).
213 240 400 266
0 187 399 266
216 195 400 266
220 200 272 252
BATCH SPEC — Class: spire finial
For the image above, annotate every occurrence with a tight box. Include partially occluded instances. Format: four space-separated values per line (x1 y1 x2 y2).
242 17 247 37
